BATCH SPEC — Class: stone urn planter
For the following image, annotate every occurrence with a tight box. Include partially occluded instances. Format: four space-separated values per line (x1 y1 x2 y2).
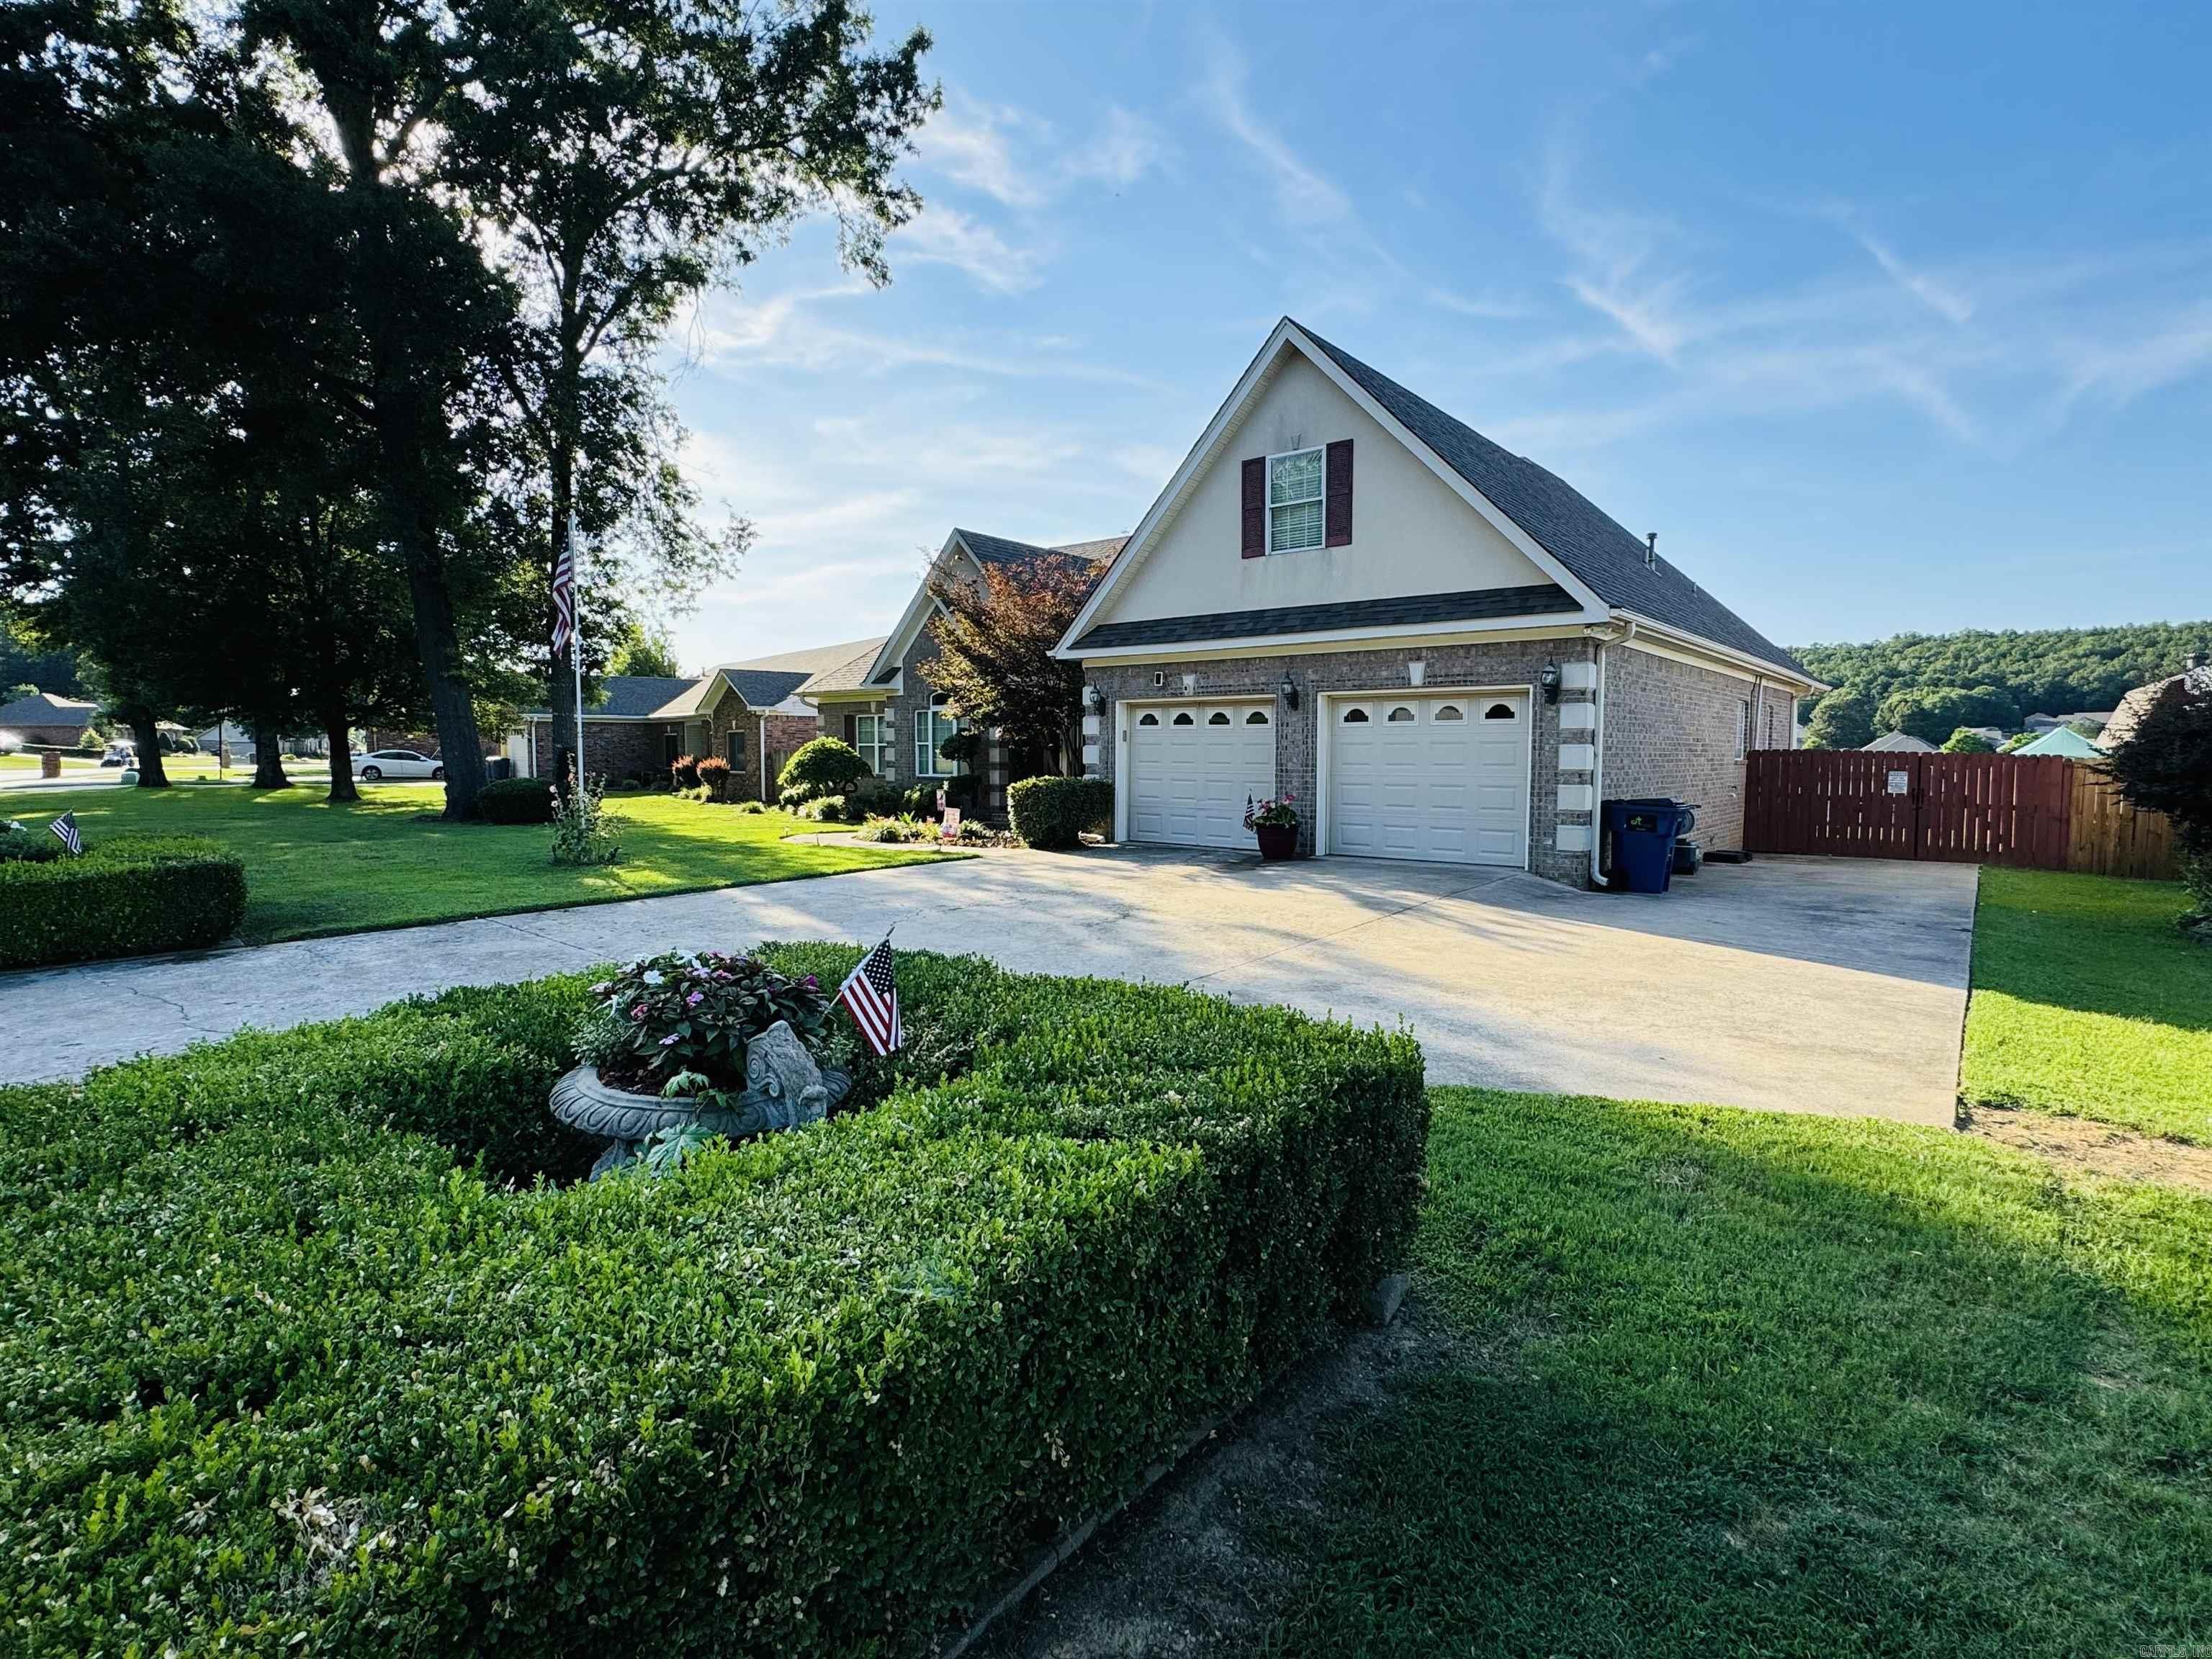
552 1018 853 1177
1253 821 1298 862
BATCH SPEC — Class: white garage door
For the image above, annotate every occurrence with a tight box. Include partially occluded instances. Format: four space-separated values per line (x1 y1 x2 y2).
1328 692 1529 866
1126 702 1276 849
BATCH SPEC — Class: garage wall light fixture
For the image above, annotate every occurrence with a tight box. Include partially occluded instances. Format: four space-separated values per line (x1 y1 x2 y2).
1082 685 1102 713
1540 661 1562 704
1279 673 1300 710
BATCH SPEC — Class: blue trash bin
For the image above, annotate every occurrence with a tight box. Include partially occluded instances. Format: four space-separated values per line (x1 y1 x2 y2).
1602 798 1686 893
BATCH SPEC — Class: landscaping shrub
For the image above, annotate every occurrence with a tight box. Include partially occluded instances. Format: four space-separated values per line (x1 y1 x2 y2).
670 752 701 790
1008 775 1114 848
696 755 732 799
776 735 868 808
0 817 63 863
0 835 245 968
2 948 1424 1656
733 799 767 814
477 775 557 824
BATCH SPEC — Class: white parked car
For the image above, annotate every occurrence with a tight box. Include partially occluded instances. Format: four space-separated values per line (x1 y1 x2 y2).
353 748 444 781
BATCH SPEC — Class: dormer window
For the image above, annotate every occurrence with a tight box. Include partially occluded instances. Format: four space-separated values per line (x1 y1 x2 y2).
1267 447 1325 554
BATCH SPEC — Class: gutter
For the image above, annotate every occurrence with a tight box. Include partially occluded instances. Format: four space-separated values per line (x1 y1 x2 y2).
1582 619 1636 886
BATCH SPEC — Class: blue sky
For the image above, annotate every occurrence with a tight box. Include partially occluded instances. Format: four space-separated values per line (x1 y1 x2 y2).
654 0 2212 673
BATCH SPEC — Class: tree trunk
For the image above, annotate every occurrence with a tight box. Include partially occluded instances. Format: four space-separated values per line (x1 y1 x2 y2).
323 707 359 804
548 444 580 782
395 536 487 818
127 709 171 788
251 721 291 788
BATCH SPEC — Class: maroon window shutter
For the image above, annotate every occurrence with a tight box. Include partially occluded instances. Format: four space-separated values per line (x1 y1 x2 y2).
842 711 858 745
1241 457 1265 558
1325 439 1354 547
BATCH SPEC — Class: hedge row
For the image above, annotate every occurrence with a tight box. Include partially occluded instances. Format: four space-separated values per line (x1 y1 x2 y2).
477 775 557 824
1006 775 1113 849
0 835 246 969
0 949 1425 1655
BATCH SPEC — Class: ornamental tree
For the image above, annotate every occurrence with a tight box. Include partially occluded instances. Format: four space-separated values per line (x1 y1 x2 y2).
927 557 1095 778
2105 677 2212 932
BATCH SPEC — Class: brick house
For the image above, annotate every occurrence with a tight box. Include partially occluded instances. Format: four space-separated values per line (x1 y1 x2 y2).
1052 318 1820 886
515 643 873 799
0 691 100 750
806 531 1126 819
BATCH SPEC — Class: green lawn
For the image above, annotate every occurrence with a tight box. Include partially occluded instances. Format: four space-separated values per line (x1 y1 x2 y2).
1256 1086 2212 1656
14 782 950 943
1961 867 2212 1142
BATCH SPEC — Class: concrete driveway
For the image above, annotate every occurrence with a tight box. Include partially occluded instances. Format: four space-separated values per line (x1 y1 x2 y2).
1 849 1977 1123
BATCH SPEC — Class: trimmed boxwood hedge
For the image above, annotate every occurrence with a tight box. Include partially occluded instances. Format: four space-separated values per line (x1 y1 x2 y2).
1007 775 1114 849
477 775 557 824
0 949 1424 1655
0 835 246 969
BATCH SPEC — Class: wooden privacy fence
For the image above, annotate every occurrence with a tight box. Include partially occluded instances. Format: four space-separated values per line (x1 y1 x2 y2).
1744 751 2179 879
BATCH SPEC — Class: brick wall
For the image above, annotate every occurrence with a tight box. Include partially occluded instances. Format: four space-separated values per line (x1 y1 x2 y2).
525 719 674 786
1599 645 1794 854
1083 638 1598 885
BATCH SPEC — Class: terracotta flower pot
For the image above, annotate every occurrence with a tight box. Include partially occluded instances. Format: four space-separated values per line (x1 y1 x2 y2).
1254 821 1298 862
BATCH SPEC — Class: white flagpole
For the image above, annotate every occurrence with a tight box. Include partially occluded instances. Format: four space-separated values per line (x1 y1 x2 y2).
567 510 586 787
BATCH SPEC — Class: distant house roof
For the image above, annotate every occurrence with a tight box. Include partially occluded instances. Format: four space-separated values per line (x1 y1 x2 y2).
863 532 1130 688
523 675 699 721
1863 730 1936 752
0 691 97 732
2100 658 2211 751
1294 325 1807 678
779 637 891 698
2013 725 2103 757
957 529 1128 573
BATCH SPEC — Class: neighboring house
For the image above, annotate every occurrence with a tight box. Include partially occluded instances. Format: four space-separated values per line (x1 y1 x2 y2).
0 691 99 749
807 531 1126 819
2023 709 2113 737
2013 724 2103 758
1863 731 1938 752
2099 653 2211 752
515 646 861 798
1051 318 1819 884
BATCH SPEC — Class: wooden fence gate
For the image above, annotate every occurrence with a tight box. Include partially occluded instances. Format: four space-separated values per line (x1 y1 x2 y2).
1744 752 2175 878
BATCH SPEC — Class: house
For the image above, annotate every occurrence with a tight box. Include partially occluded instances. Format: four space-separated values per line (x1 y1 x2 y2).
2023 709 2113 737
1051 318 1819 884
1863 731 1937 752
0 691 99 750
804 531 1126 818
515 642 871 796
2012 724 2103 758
2099 653 2211 752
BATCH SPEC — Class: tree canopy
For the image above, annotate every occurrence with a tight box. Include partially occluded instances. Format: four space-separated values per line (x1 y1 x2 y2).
2104 678 2212 931
1796 622 2212 730
927 557 1094 778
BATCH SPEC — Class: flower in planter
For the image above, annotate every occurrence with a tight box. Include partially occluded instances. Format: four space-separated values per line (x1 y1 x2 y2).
1244 793 1300 832
577 948 833 1099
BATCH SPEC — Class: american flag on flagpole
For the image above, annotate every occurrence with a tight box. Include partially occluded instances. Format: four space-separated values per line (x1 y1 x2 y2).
836 935 901 1056
49 811 81 855
550 529 577 655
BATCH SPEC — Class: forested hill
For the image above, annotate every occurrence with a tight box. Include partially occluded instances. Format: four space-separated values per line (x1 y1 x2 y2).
1794 621 2211 719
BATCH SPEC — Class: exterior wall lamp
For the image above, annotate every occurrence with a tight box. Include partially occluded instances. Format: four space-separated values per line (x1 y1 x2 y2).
1082 684 1102 714
1540 661 1562 705
1280 673 1300 710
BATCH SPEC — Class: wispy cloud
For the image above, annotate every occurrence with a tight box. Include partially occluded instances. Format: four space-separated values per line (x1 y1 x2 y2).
1836 218 1976 323
1537 135 1693 362
914 92 1170 210
1199 40 1351 228
894 204 1047 295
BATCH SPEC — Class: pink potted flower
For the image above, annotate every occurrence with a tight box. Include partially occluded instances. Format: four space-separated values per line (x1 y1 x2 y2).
1244 793 1301 861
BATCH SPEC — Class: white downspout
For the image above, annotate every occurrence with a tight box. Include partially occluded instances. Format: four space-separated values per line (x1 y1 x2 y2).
1584 619 1635 886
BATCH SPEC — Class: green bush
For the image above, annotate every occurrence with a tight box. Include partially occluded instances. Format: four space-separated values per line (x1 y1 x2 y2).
477 775 557 824
0 835 246 968
0 817 63 863
776 736 868 805
1007 775 1114 848
1 949 1424 1656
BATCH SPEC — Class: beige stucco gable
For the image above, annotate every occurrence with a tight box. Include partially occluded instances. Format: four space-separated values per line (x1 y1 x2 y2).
1091 351 1555 630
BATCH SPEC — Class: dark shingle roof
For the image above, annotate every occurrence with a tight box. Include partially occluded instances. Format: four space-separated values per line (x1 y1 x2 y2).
0 691 97 729
523 675 697 721
788 637 892 698
1295 324 1807 677
956 529 1127 573
715 669 811 709
1072 584 1580 652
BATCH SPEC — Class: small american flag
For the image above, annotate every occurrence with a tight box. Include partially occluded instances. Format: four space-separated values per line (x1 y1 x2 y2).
550 531 577 655
49 811 81 855
836 935 901 1056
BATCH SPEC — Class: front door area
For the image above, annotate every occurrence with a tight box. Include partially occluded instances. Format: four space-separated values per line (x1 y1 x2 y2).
1126 701 1276 849
1327 691 1529 866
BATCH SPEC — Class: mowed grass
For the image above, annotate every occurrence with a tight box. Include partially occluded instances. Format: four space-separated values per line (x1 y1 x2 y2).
14 782 950 943
1257 1087 2212 1657
1961 867 2212 1143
